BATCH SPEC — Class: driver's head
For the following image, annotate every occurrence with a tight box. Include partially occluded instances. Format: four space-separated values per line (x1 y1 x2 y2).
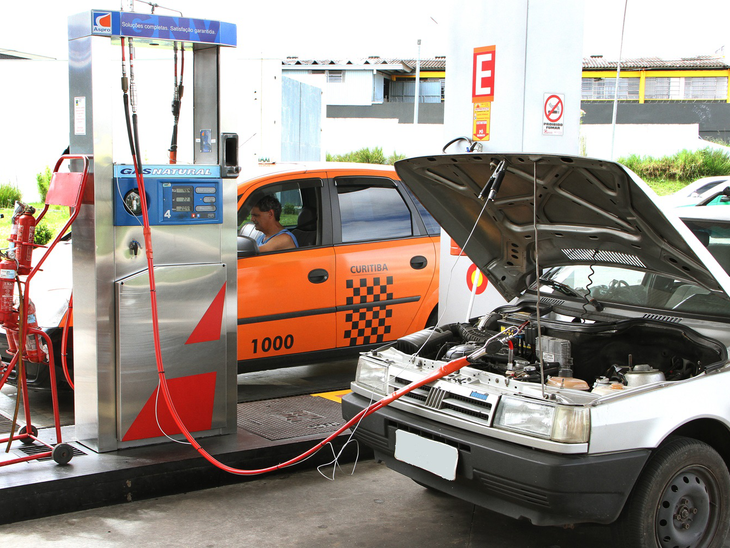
254 195 282 221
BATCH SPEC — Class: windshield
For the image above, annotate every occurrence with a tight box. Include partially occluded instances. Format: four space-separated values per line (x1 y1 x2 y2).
537 265 730 319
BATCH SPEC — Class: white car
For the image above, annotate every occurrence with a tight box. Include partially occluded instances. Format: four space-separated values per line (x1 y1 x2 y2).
662 175 730 208
342 153 730 548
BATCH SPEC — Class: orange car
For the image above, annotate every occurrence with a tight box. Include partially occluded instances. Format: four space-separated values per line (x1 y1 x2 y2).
235 163 440 372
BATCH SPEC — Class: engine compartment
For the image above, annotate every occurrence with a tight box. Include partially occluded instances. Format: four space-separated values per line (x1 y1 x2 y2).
395 302 728 391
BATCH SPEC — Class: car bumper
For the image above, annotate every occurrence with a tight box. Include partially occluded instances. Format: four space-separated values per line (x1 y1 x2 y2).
342 391 650 526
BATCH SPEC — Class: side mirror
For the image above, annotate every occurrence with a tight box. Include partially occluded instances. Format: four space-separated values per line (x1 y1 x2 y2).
237 235 258 258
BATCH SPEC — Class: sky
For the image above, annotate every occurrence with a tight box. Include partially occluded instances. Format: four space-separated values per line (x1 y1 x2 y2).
1 0 729 62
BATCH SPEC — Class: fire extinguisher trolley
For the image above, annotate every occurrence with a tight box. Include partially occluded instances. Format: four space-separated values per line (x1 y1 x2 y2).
0 154 90 466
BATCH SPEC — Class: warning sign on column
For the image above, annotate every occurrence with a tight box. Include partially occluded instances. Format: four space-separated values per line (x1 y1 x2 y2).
542 93 564 136
473 102 491 141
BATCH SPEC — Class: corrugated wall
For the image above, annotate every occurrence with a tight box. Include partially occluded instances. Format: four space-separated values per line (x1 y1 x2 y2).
281 77 322 161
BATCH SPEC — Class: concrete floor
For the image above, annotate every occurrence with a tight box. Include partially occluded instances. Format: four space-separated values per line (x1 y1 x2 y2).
3 369 730 547
0 457 623 548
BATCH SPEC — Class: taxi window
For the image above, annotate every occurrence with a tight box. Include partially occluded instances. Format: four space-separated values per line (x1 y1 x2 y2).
335 177 413 243
238 178 323 248
402 184 440 235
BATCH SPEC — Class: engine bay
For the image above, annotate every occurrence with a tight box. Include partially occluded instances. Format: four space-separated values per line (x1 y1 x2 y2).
394 302 728 392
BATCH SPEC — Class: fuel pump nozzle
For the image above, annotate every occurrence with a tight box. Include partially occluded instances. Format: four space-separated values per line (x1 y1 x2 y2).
169 42 185 164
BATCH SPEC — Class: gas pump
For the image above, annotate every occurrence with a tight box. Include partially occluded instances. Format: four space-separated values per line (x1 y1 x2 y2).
67 10 239 451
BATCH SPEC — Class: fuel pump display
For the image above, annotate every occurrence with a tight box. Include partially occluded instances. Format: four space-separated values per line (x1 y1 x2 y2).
113 165 223 225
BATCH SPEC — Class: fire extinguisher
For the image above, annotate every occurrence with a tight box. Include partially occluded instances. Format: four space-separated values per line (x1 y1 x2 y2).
5 317 18 357
22 299 46 364
0 255 16 327
15 210 36 276
6 202 24 259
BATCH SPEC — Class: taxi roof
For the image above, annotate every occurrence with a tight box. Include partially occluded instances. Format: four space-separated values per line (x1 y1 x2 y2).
237 162 397 186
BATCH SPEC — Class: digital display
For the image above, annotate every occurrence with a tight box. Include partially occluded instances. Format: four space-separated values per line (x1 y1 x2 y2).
172 186 194 212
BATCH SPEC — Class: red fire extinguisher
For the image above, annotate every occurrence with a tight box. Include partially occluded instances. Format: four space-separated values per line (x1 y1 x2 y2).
22 299 46 364
15 210 36 276
0 256 17 327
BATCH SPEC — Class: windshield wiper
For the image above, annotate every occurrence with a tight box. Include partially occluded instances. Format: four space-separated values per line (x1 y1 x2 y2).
537 277 604 311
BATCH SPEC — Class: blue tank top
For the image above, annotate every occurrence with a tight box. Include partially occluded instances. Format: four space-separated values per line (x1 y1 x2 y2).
256 228 299 248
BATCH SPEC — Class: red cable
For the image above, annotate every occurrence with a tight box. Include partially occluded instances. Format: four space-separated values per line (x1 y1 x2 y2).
124 39 484 475
131 153 476 474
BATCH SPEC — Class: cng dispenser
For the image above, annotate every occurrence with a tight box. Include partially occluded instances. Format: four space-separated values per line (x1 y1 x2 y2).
438 0 585 324
67 10 239 451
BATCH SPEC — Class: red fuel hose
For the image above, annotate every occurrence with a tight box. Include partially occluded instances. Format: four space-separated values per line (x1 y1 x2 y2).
120 39 519 475
132 159 483 473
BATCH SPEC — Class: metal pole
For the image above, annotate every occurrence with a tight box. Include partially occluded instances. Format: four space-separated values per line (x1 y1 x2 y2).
610 0 628 161
414 39 421 124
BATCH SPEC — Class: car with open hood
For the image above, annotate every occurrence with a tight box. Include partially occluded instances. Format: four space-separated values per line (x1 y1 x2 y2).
341 153 730 548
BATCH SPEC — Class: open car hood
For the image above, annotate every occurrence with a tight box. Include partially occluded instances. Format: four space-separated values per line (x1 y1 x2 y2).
395 153 730 302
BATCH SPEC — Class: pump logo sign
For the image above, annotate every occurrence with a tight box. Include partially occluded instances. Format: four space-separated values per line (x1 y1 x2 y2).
92 12 112 35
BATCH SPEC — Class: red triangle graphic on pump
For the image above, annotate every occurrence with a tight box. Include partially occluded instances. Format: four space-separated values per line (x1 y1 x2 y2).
122 372 217 441
186 282 226 345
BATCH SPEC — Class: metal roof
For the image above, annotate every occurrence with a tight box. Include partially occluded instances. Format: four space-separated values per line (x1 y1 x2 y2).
282 56 446 72
583 55 730 70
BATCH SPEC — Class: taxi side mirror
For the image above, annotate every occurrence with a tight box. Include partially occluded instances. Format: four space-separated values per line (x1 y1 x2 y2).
237 235 258 258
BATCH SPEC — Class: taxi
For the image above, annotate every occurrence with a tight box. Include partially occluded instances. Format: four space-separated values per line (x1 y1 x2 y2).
235 162 440 373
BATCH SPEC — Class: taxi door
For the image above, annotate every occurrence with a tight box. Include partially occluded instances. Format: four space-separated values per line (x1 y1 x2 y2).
331 174 438 349
236 174 336 367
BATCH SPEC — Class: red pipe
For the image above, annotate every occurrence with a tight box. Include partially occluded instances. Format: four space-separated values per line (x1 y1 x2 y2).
134 158 474 473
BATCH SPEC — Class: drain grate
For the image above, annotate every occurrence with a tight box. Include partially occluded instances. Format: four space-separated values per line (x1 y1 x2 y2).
0 413 18 435
238 395 345 441
15 444 86 461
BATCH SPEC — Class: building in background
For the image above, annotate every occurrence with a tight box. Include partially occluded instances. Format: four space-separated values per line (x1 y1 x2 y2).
282 56 446 124
581 55 730 142
579 55 730 159
2 51 729 201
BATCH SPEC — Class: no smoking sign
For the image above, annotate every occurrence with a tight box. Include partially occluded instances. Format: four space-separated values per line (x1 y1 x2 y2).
542 93 564 136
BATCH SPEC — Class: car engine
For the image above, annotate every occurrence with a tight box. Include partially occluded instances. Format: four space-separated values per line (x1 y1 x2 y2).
394 302 727 391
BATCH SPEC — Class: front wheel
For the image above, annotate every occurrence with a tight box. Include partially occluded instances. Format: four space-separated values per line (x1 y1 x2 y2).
616 436 730 548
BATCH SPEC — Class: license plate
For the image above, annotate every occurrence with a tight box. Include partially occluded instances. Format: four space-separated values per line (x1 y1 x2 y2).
394 429 458 481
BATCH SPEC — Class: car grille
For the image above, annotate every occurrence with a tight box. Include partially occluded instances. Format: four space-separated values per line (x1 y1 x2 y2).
474 469 550 508
390 375 495 426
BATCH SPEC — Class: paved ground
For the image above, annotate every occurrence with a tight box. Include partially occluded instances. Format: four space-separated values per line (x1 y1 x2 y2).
0 457 622 548
3 373 730 547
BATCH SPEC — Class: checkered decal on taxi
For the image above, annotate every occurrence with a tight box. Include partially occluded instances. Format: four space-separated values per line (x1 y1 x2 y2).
344 276 394 346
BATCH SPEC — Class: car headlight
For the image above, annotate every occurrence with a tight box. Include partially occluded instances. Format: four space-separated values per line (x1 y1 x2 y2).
494 397 589 444
355 355 389 395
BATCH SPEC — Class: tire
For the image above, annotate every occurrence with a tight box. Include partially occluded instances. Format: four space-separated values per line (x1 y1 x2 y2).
616 436 730 548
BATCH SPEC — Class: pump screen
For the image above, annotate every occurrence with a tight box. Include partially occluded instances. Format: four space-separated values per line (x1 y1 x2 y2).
171 186 194 212
160 181 221 223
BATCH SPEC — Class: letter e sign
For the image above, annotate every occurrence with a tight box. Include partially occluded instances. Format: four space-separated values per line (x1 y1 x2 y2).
472 46 496 102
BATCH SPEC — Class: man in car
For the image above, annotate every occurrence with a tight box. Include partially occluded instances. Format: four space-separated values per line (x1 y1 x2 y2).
250 195 299 252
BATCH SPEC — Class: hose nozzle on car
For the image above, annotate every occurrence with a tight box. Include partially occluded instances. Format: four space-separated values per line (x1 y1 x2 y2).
468 322 527 363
